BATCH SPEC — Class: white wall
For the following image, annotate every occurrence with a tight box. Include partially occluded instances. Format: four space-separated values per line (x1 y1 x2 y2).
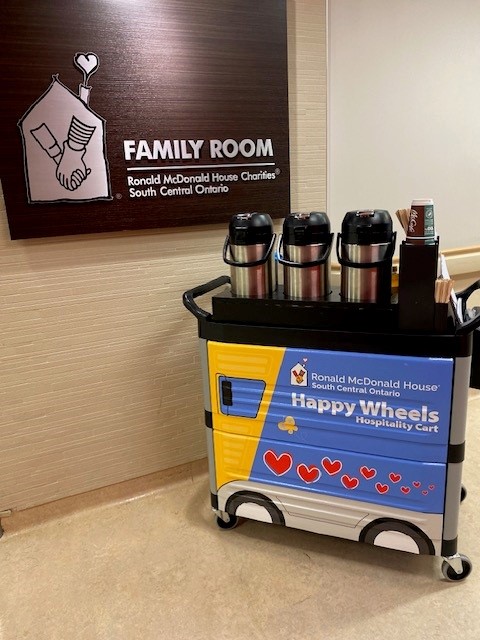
328 0 480 249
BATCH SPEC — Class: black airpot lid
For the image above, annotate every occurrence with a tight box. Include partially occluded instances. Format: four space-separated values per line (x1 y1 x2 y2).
341 210 393 245
228 212 273 245
283 211 331 246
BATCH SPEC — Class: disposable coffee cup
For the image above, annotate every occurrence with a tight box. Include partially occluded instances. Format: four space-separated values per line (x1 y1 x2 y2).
407 198 435 245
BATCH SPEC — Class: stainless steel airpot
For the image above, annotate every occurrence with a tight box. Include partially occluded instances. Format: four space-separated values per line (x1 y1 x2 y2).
278 211 333 300
337 209 396 303
223 212 276 297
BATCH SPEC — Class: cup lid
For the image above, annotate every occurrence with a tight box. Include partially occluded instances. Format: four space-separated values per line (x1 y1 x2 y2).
411 198 434 206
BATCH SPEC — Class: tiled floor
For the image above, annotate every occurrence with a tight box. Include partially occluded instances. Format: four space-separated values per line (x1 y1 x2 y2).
1 391 480 640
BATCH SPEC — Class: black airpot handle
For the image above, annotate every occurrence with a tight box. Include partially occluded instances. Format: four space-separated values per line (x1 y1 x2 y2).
336 232 397 268
223 234 276 268
277 233 334 268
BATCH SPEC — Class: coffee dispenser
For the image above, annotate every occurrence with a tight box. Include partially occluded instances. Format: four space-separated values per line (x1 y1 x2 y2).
223 212 276 297
278 211 333 300
337 210 396 304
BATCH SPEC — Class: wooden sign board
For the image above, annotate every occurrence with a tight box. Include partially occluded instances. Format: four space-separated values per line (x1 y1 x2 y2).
0 0 289 239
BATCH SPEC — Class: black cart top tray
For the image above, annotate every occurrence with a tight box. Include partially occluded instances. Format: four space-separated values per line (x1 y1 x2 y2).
183 276 475 358
211 286 404 333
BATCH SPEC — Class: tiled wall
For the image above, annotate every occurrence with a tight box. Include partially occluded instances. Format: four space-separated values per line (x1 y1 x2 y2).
0 1 327 512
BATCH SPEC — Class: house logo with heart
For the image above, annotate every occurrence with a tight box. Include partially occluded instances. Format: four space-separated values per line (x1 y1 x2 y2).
290 359 308 386
18 52 112 204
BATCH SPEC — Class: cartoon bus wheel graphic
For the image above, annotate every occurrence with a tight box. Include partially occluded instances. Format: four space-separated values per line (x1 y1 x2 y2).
358 518 435 555
217 491 285 530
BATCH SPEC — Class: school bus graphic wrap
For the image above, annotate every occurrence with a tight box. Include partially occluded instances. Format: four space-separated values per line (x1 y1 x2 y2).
208 341 454 516
208 341 286 491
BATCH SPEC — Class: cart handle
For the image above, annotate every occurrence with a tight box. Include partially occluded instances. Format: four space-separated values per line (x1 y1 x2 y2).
456 278 480 334
183 275 231 320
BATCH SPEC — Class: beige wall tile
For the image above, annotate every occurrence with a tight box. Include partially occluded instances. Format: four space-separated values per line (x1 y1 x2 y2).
0 2 327 512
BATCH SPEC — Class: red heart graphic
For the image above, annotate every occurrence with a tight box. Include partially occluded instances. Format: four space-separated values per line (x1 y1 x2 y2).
296 464 321 484
412 481 421 488
429 484 435 490
360 466 376 480
422 490 428 495
401 486 411 494
341 474 359 490
389 472 402 483
322 457 342 475
263 450 292 476
375 482 389 494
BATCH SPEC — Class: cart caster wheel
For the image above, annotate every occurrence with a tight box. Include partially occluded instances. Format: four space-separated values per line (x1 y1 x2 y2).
216 513 239 530
461 485 467 502
441 555 473 581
